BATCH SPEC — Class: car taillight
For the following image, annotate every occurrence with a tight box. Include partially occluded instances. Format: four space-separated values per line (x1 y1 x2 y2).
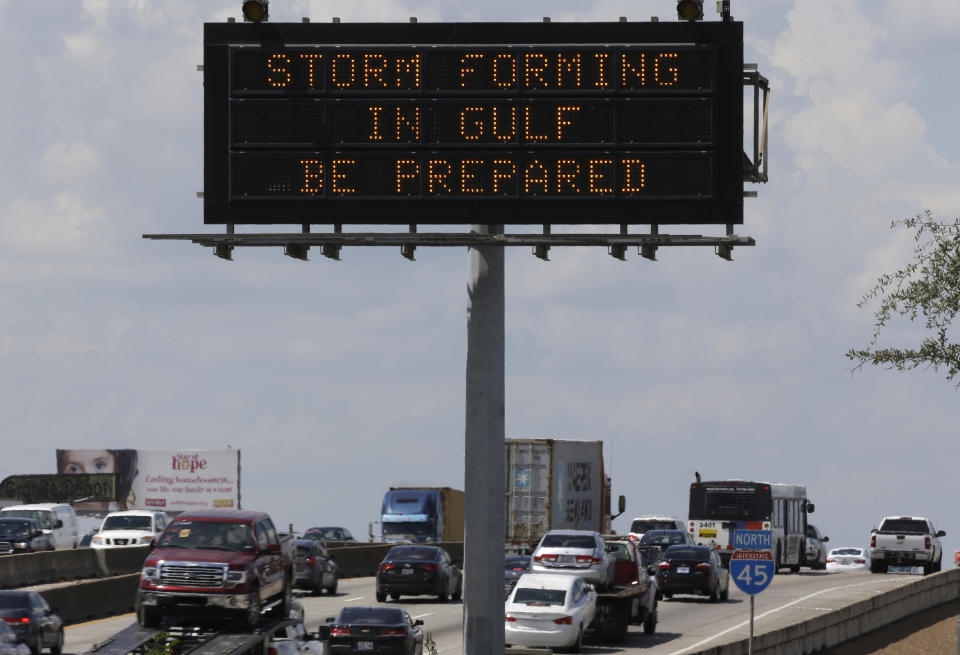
726 545 735 550
380 563 396 571
553 616 573 625
267 648 277 655
3 618 29 624
925 537 931 550
575 555 593 563
330 628 351 636
420 564 439 571
505 615 517 622
628 534 638 541
696 563 712 571
658 561 672 570
381 629 405 636
305 556 316 567
870 535 876 548
826 558 835 563
591 557 603 563
535 554 557 562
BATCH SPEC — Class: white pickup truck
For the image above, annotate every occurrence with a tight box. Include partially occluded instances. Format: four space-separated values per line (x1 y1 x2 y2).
869 516 945 575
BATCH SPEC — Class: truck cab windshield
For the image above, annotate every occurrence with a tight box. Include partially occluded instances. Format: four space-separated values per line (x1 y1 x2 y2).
159 521 255 552
383 523 432 539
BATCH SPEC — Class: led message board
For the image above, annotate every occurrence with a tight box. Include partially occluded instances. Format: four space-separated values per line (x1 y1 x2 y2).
204 22 743 224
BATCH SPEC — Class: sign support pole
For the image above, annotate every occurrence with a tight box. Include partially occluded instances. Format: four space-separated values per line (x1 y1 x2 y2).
749 595 754 655
463 224 505 655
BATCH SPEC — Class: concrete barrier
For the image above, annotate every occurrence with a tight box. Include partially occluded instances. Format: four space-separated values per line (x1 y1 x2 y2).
328 542 464 579
691 568 960 655
0 549 104 588
101 546 150 575
39 574 139 626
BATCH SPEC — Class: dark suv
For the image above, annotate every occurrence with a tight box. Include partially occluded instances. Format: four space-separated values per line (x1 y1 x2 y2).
0 519 53 555
656 545 729 602
376 545 462 602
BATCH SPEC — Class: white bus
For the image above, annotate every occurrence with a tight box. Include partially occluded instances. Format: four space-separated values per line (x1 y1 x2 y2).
687 480 814 572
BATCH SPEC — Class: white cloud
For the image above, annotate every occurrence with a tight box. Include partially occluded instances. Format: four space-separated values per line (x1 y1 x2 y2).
0 193 106 257
39 142 101 182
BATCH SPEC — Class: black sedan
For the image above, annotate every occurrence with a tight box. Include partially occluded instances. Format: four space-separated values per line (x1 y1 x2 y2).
504 555 531 597
324 606 423 654
0 591 63 655
639 529 692 548
0 520 53 555
303 526 356 544
375 545 462 602
655 545 729 602
294 539 339 594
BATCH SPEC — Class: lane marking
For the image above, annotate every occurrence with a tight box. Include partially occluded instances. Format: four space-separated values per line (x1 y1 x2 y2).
344 597 364 602
66 614 134 629
665 577 910 655
412 612 433 619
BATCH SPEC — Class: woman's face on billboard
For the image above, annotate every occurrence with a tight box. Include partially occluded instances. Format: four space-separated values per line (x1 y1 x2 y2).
60 450 115 474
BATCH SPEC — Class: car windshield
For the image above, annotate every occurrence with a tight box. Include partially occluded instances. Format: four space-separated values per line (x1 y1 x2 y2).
665 547 710 561
0 593 29 609
806 526 818 538
539 534 596 549
102 515 152 531
640 531 686 546
607 543 631 561
306 527 349 540
879 519 929 534
158 520 255 552
513 587 567 606
386 546 437 561
630 519 676 533
0 522 32 538
338 607 405 625
1 510 52 530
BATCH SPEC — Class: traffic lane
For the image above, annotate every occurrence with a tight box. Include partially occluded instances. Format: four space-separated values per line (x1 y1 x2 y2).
63 614 136 655
637 569 922 654
297 578 464 654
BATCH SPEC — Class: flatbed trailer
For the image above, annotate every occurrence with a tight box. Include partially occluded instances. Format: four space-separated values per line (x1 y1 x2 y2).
85 618 297 655
589 581 658 643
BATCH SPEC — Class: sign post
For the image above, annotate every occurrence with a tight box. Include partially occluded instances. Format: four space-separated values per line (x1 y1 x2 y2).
729 530 774 655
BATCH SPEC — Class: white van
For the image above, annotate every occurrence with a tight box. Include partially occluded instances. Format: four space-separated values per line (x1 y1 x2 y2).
91 510 168 549
627 515 686 542
0 503 79 550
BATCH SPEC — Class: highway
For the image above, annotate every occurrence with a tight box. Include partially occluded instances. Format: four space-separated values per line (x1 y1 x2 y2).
61 569 922 655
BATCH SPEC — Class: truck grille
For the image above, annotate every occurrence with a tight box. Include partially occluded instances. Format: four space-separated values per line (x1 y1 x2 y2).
160 564 225 587
0 542 12 555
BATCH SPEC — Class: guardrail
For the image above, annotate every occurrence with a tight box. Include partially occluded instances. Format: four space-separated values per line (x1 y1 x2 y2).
691 568 960 655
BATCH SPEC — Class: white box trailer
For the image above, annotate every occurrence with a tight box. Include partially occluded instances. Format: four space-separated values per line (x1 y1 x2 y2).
505 438 610 549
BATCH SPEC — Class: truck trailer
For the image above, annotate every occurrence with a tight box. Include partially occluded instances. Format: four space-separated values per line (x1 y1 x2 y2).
505 438 615 550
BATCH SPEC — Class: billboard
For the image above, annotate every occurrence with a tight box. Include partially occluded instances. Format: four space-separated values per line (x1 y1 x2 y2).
0 474 116 505
55 449 240 513
203 21 743 225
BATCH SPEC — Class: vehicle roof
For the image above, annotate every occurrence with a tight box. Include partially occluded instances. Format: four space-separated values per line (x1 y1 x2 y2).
0 503 71 511
663 544 711 554
170 510 268 522
514 573 579 589
542 529 599 536
630 515 679 520
306 526 348 531
386 544 442 552
104 510 158 517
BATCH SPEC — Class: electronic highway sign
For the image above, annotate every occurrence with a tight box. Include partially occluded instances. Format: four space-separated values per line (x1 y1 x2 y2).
203 21 744 224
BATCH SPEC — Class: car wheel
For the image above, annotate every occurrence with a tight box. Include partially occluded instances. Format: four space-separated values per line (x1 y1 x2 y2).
327 578 338 595
50 629 63 655
452 580 462 601
709 582 720 603
437 584 449 603
720 578 729 601
242 588 261 629
376 591 387 603
390 593 402 601
663 592 672 601
29 633 42 655
137 605 160 629
643 602 658 635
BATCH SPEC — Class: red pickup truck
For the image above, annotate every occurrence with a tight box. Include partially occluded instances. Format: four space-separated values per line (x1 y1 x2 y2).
135 510 293 628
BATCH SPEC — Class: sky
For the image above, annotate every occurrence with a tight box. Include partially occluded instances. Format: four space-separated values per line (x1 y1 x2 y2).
1 0 959 559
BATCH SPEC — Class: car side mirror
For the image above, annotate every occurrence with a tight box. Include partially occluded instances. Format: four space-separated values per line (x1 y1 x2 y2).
414 619 424 626
822 536 829 543
323 616 336 624
806 503 815 513
871 528 878 534
937 530 946 537
646 564 657 576
54 520 63 529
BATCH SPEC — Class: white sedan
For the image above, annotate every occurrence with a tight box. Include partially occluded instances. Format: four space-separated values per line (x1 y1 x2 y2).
505 573 596 652
826 547 869 572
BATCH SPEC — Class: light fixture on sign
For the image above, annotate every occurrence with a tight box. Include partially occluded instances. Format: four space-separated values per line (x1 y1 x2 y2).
677 0 704 21
242 0 269 22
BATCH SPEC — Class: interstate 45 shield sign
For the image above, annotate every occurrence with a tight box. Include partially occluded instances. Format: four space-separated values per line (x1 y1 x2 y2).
729 550 775 595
